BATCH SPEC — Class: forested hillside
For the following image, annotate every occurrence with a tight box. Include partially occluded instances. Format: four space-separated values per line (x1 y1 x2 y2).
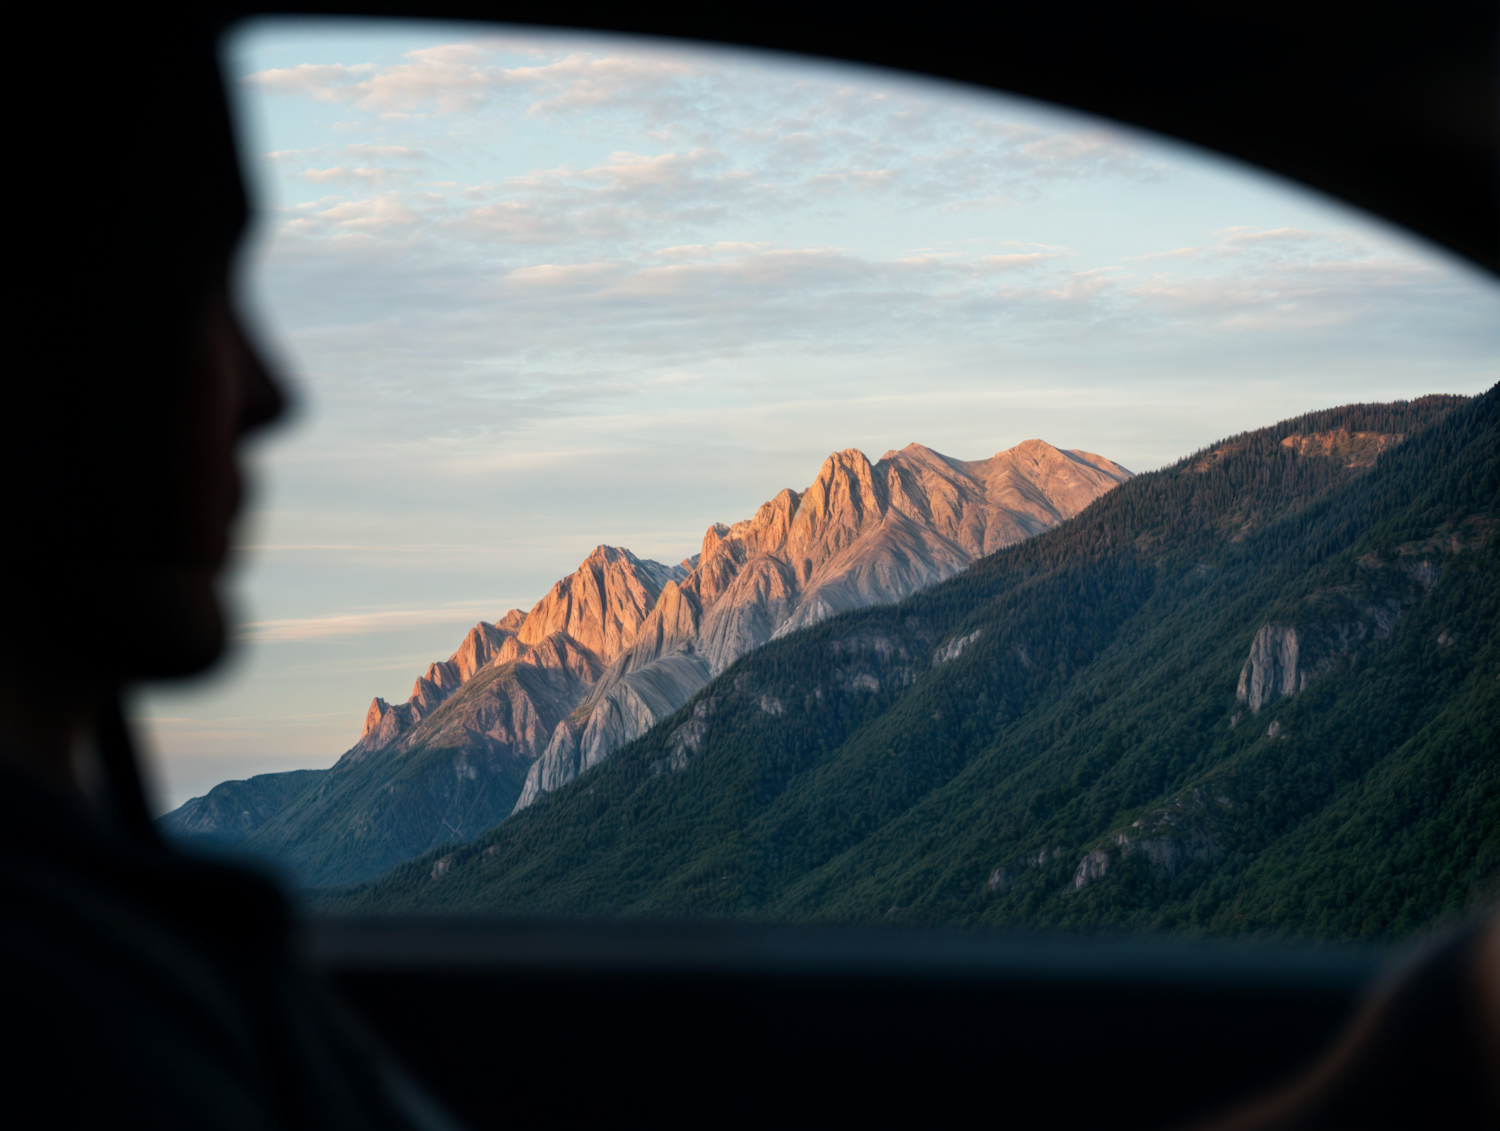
327 391 1497 942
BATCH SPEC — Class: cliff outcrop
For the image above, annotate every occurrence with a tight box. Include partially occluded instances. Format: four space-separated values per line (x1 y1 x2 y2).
1236 625 1303 712
1234 528 1463 715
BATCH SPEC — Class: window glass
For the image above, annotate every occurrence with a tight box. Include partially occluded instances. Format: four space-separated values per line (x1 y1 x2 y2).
137 18 1499 938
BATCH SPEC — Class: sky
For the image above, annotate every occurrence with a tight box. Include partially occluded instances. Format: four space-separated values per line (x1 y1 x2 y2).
133 18 1500 812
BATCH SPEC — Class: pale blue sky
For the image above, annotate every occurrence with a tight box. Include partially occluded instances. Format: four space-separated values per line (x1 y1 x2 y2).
135 18 1500 811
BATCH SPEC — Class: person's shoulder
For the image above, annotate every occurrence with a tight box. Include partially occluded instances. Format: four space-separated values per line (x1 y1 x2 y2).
0 766 460 1130
0 762 290 946
0 768 293 1127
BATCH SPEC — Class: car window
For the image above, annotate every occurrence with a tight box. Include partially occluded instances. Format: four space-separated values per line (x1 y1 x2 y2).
137 18 1500 940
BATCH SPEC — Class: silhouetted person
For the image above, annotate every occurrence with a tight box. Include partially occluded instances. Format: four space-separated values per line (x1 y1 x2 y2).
1 11 1493 1131
0 14 459 1128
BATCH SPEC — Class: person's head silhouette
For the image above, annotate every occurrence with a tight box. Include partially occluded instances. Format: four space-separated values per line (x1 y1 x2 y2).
1 17 284 821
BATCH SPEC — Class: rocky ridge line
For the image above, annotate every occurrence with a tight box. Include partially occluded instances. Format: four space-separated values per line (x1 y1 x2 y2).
168 439 1130 886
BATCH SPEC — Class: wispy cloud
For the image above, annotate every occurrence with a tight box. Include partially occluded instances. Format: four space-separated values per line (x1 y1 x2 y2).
237 602 505 643
248 44 698 118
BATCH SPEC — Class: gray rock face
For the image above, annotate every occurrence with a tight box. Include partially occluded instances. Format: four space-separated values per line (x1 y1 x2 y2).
984 846 1066 892
1112 833 1196 877
935 630 982 664
666 717 709 769
1236 625 1302 712
1072 831 1219 891
1236 588 1413 715
516 644 714 809
1074 850 1110 889
1069 789 1227 893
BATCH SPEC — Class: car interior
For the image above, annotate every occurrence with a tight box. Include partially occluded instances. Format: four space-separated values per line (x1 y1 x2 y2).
87 3 1500 1127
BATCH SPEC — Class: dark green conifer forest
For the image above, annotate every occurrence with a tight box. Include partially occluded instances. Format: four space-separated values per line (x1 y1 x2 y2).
326 390 1498 942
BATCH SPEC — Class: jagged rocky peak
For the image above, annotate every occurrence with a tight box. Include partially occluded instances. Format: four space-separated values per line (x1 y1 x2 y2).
452 621 517 681
356 695 414 754
700 523 731 559
963 440 1133 516
513 437 1134 814
409 663 455 716
787 449 884 557
342 545 684 779
515 629 605 685
362 697 391 739
869 440 1132 556
517 544 688 663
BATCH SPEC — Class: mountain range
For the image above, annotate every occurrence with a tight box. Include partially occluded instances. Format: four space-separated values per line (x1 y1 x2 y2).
160 440 1130 886
321 391 1498 942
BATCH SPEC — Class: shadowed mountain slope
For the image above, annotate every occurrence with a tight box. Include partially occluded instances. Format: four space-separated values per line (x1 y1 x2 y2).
331 392 1497 943
156 768 329 848
190 548 670 887
239 637 602 887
